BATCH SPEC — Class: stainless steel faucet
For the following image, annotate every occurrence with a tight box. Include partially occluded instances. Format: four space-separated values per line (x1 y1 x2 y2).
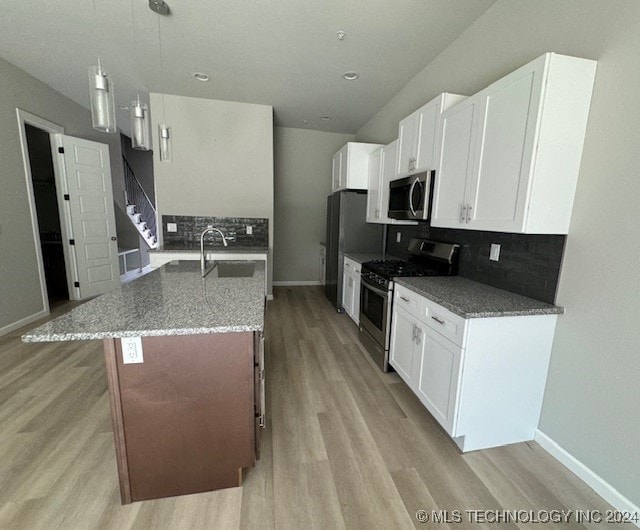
200 225 228 274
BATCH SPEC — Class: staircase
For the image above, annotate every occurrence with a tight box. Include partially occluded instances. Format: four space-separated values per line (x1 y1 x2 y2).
123 157 158 249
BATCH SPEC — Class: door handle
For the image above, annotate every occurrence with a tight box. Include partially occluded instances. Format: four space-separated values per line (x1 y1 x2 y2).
111 236 117 241
411 323 417 342
409 177 420 217
459 204 467 224
415 326 422 345
466 204 472 223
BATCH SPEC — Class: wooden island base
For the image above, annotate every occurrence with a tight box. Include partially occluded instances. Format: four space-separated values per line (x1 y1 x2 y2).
102 331 264 504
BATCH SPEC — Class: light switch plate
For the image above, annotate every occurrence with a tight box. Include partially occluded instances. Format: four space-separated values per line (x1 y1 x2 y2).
121 337 144 364
246 225 253 235
167 222 178 233
396 232 402 243
490 244 501 261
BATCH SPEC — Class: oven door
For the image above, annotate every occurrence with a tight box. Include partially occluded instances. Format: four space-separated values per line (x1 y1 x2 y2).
359 276 390 348
388 172 430 220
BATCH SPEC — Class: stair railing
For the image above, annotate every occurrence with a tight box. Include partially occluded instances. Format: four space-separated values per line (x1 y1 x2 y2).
123 157 157 242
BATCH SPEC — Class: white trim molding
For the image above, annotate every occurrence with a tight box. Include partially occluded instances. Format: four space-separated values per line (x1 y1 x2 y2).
273 281 322 286
15 109 66 319
0 310 48 338
535 430 640 526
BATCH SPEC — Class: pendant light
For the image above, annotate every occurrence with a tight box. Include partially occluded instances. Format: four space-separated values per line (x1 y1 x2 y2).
88 0 116 133
89 60 117 133
130 95 151 150
153 0 172 162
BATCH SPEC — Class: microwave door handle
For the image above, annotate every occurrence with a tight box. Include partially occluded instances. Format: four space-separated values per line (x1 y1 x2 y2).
409 177 419 216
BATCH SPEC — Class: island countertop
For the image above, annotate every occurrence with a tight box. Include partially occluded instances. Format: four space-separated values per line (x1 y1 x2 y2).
395 276 564 318
23 260 266 342
150 243 269 254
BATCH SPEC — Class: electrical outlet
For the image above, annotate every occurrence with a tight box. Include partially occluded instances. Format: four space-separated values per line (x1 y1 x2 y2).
396 232 402 243
167 222 178 233
490 244 501 261
121 337 144 364
246 225 253 235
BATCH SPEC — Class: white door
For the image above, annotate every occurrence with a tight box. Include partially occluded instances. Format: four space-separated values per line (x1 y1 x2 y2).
466 65 544 231
431 97 479 229
389 307 419 388
416 327 463 435
397 114 416 178
414 101 440 172
366 149 382 222
379 141 397 220
60 135 120 299
332 152 341 191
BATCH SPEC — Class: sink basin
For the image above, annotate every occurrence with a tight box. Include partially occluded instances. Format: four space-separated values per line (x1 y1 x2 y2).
209 261 255 278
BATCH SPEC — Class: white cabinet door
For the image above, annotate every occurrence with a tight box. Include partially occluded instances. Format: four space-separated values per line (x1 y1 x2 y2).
338 145 348 189
366 148 383 223
415 326 463 435
414 101 440 173
389 306 419 388
432 97 479 229
332 151 341 191
397 114 417 178
466 65 544 232
351 273 361 325
379 141 397 221
342 268 352 316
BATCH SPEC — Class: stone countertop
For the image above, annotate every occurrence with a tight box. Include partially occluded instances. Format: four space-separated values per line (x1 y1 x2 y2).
343 252 389 264
395 276 564 318
23 260 266 342
150 243 268 254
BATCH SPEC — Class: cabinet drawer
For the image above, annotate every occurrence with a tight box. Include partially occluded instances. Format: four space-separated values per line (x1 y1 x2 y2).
422 298 466 347
394 285 423 320
344 257 361 275
352 262 361 275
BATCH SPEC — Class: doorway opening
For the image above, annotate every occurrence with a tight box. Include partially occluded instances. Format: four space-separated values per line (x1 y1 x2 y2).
25 124 69 307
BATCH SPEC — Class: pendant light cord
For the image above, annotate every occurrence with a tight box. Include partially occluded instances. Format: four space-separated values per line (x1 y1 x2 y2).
157 12 167 123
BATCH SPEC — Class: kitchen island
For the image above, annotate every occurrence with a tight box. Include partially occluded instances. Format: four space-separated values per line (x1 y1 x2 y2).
23 260 266 504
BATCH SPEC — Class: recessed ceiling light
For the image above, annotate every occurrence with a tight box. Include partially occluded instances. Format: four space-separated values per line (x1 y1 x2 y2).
194 72 210 82
343 71 359 81
320 116 333 121
148 0 170 15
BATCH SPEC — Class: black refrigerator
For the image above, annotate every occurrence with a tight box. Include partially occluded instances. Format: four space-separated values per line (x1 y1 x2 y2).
325 191 384 310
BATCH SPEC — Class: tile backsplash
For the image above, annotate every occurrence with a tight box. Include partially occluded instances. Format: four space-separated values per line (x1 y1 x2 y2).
162 215 269 248
386 225 566 304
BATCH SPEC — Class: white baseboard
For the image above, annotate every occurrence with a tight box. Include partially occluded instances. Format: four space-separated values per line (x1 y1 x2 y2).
0 309 49 337
535 430 639 525
272 281 322 286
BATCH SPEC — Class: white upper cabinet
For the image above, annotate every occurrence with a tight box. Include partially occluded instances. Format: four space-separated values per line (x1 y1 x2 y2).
366 148 383 222
366 141 417 225
396 93 467 179
332 142 383 192
432 53 597 234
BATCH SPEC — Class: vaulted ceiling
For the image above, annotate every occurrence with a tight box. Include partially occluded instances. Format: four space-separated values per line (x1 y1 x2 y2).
0 0 495 133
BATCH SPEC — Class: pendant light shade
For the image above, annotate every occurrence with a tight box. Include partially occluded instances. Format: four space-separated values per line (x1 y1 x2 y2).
130 97 150 150
158 124 171 161
88 64 117 133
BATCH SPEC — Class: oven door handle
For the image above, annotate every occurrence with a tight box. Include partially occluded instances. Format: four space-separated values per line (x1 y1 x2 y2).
361 277 389 298
409 177 420 217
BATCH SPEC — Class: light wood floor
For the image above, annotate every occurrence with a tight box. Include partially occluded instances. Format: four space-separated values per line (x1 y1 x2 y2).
0 287 623 529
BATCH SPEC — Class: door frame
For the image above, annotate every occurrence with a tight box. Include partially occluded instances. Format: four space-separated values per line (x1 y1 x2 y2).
16 109 73 315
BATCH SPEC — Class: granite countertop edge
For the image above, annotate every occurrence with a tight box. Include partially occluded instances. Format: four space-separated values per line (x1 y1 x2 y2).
394 277 564 319
22 323 263 342
150 246 269 254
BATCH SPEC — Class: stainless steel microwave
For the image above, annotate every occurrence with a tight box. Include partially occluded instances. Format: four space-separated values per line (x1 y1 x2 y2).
388 171 433 220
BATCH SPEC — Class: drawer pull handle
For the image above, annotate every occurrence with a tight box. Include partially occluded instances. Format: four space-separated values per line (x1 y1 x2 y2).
399 296 410 302
431 316 445 325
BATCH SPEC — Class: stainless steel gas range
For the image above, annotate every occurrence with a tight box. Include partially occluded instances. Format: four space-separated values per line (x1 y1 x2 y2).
358 239 459 372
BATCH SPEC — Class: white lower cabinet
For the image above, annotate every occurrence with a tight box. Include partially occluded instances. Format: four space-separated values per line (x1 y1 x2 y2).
341 257 361 324
389 284 557 452
319 244 326 286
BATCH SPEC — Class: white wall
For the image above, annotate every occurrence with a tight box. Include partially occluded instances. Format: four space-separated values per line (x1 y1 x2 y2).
355 0 640 507
0 56 126 333
273 127 354 282
149 93 274 294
